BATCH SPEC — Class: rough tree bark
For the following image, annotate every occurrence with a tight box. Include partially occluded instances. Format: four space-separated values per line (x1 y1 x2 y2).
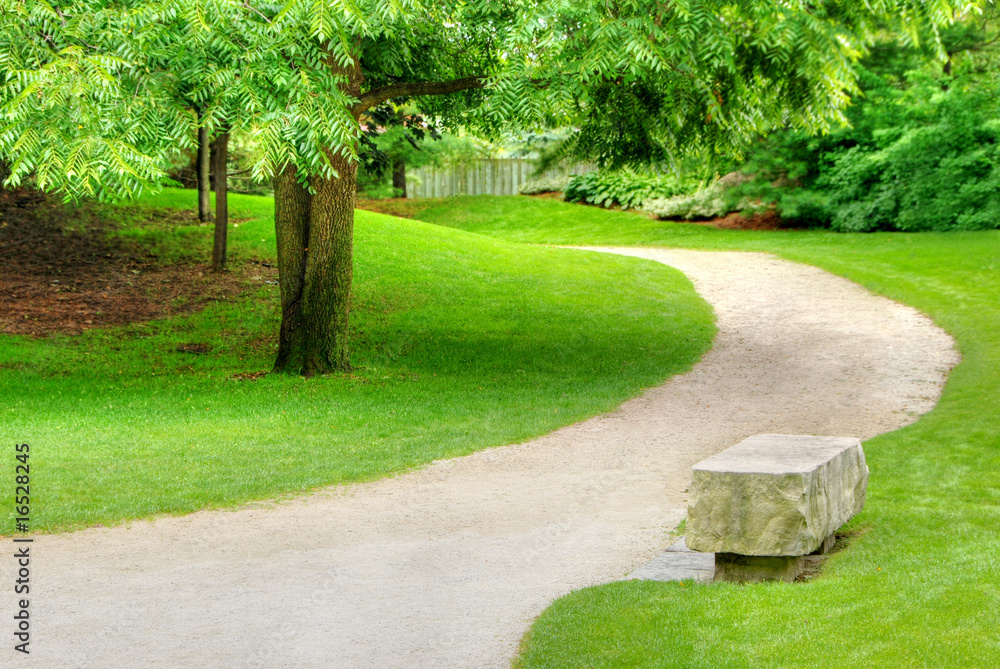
273 164 311 373
298 148 357 375
196 116 212 223
392 159 407 198
272 151 357 375
211 130 230 271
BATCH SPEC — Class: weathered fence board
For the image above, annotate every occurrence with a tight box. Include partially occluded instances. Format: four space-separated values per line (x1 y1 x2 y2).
407 159 592 199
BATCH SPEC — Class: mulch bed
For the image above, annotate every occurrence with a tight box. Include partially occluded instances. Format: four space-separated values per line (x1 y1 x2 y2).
703 210 796 231
0 188 271 337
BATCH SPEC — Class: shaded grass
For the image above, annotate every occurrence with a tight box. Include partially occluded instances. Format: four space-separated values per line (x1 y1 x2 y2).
1 189 714 532
398 195 1000 668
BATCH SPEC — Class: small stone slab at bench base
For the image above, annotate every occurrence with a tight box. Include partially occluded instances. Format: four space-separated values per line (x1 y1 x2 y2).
687 434 868 557
624 537 715 583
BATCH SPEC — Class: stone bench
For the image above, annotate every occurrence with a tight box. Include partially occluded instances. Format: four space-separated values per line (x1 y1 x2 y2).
686 434 868 583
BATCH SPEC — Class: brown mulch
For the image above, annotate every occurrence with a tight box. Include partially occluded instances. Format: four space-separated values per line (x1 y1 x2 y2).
701 210 797 231
0 188 273 337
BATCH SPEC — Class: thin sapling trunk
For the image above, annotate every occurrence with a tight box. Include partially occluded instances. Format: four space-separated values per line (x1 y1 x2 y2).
196 119 211 223
211 130 230 271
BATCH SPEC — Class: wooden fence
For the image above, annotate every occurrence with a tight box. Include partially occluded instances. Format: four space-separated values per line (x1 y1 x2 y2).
406 159 592 199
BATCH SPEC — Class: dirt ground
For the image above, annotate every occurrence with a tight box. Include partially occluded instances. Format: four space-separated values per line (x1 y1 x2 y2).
0 188 269 336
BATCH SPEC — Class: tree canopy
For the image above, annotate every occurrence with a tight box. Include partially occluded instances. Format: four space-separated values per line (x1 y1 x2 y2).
0 0 981 374
2 0 980 195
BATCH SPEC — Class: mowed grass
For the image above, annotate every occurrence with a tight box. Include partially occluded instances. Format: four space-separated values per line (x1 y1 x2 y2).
0 189 714 533
400 196 1000 668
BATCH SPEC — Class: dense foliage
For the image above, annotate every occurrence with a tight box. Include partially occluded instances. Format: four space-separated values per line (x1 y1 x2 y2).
562 170 697 210
733 79 1000 230
640 171 750 219
729 23 1000 232
2 0 977 198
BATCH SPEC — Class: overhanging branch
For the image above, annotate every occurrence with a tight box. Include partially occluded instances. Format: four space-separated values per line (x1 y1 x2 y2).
352 77 485 115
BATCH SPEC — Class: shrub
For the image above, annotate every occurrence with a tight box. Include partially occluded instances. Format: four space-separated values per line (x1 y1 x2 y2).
518 176 570 195
562 170 695 210
823 95 1000 231
641 172 750 220
732 47 1000 232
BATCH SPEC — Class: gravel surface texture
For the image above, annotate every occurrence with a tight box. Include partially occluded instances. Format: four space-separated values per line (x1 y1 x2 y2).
8 249 958 668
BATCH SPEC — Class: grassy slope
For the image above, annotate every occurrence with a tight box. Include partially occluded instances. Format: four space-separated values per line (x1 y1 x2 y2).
402 196 1000 668
0 189 714 533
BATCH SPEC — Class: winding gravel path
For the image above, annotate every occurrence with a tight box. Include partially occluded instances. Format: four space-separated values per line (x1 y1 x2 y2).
9 249 957 668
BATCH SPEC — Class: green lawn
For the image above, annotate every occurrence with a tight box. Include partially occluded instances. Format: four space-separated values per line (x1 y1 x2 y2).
1 189 714 533
399 195 1000 668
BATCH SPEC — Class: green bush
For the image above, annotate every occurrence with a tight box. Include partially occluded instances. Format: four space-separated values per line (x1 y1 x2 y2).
562 170 694 210
824 91 1000 231
518 176 570 195
641 171 750 220
733 45 1000 232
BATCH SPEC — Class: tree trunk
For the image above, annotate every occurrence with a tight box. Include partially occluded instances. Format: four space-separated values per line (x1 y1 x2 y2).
196 122 211 222
211 130 230 271
272 155 356 376
298 150 356 375
392 158 407 198
273 164 311 373
272 57 362 375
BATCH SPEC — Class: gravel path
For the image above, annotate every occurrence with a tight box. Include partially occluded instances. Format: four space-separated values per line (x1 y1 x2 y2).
9 249 958 668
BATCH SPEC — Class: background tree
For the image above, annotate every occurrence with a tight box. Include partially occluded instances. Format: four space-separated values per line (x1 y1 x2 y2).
939 2 1000 78
161 40 214 225
146 8 244 269
357 102 441 199
0 1 241 268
